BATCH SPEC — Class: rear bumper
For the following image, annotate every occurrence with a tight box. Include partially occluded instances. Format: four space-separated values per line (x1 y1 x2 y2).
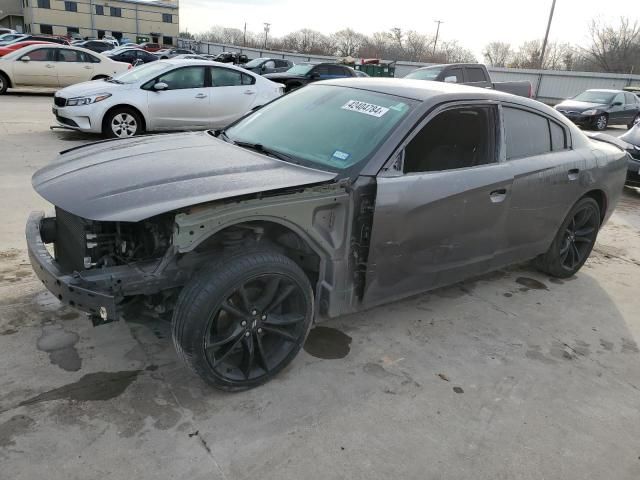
26 211 118 322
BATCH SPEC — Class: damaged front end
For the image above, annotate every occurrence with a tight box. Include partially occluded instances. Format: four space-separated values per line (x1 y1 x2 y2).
26 209 184 325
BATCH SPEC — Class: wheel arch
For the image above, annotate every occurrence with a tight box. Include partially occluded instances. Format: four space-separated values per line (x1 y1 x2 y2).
582 189 608 225
0 69 12 88
91 74 109 80
102 103 148 133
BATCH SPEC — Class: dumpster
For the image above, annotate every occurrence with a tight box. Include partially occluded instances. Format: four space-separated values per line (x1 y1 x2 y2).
354 59 396 77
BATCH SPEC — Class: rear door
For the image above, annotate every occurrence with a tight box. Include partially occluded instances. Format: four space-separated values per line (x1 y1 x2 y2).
12 47 59 87
609 92 626 124
208 66 257 127
364 102 514 306
56 48 94 86
146 65 211 130
499 105 582 263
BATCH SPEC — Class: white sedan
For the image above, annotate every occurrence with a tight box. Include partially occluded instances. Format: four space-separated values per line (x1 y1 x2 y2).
51 59 285 138
0 44 130 94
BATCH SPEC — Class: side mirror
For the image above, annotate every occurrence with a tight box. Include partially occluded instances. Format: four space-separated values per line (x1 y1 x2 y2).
153 82 168 91
612 101 623 106
444 76 457 83
20 55 31 62
261 64 267 71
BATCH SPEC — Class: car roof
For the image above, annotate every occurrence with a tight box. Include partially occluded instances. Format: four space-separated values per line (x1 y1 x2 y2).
320 77 537 104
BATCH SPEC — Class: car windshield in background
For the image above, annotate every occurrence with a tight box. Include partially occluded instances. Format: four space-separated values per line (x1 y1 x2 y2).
225 84 415 172
404 67 443 80
244 57 268 68
111 62 171 84
573 91 616 104
286 64 314 75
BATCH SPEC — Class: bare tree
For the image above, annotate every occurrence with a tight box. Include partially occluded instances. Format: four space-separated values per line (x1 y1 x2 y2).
282 29 328 54
511 40 543 68
483 41 512 67
435 40 477 63
333 28 366 57
582 18 640 73
405 30 431 62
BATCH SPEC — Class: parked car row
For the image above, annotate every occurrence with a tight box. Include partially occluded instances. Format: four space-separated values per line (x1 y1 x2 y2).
554 89 640 130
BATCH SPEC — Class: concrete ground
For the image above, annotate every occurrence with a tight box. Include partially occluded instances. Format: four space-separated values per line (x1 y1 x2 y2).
1 92 639 480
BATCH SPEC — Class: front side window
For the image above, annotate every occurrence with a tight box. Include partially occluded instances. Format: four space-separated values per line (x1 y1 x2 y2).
404 106 498 173
22 47 55 61
210 67 243 87
264 60 275 69
226 84 415 172
313 65 329 76
612 93 624 105
503 107 552 159
156 66 206 90
443 68 463 83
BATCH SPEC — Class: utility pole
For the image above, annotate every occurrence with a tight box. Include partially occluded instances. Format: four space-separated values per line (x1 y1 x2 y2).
433 20 444 55
243 22 247 47
263 22 271 50
539 0 556 69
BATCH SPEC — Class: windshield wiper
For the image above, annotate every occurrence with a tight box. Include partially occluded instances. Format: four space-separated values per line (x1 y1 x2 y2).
232 140 299 164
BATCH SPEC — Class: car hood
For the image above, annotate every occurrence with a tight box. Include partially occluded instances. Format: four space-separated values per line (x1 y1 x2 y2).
555 100 607 112
55 79 132 98
32 132 337 222
620 124 640 147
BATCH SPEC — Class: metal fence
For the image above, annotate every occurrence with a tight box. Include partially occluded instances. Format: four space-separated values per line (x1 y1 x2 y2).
179 38 640 105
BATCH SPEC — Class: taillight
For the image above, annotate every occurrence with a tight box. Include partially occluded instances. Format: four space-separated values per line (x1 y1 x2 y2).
128 64 132 69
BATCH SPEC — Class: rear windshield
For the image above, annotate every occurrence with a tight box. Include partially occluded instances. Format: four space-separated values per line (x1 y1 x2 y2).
404 67 443 81
573 91 616 104
226 84 415 172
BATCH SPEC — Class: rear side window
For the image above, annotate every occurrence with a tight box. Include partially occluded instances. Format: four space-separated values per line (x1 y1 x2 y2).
57 49 83 62
210 67 242 86
314 65 329 76
329 65 346 76
503 107 551 159
625 93 638 104
549 120 567 151
466 67 486 83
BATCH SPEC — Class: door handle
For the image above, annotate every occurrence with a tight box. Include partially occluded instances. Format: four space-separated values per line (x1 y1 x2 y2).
84 65 92 69
567 168 580 181
195 93 207 99
489 188 507 203
244 90 256 95
45 64 55 68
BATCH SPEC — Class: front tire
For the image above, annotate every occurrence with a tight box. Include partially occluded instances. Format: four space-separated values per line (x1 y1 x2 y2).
593 113 608 131
103 107 142 138
534 197 600 278
172 249 314 391
0 72 9 95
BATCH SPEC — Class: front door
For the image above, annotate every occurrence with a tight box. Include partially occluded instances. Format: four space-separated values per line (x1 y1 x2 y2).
12 47 59 87
363 103 513 307
146 65 211 130
208 66 257 128
609 92 627 125
55 48 95 86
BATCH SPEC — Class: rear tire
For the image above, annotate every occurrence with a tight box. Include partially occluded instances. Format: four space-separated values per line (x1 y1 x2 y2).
172 249 314 391
103 107 142 138
0 72 9 95
534 197 600 278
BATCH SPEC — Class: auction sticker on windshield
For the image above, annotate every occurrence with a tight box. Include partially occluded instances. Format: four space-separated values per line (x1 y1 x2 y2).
342 100 389 118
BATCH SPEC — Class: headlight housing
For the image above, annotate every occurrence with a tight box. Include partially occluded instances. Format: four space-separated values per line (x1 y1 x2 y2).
66 93 112 107
582 109 598 116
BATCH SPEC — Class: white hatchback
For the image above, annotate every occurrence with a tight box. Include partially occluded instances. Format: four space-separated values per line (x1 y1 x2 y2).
0 44 130 93
51 59 285 138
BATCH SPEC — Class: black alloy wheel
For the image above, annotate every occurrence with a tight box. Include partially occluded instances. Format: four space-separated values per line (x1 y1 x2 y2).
535 197 600 278
172 250 313 391
594 113 608 131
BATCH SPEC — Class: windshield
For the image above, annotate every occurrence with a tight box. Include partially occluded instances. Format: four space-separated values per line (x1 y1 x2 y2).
286 64 314 75
111 62 172 84
245 57 268 68
0 34 24 44
404 67 443 81
573 91 616 104
226 85 415 172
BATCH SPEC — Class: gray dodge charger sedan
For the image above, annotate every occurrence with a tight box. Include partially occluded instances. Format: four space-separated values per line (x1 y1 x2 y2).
27 79 628 390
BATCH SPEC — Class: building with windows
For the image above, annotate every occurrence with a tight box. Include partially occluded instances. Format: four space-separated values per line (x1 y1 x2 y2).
8 0 179 45
0 0 25 30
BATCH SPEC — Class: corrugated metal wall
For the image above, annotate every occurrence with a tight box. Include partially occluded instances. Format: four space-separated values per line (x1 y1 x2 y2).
181 39 640 105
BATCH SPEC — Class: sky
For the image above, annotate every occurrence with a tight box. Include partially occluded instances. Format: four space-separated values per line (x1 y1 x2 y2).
178 0 636 59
